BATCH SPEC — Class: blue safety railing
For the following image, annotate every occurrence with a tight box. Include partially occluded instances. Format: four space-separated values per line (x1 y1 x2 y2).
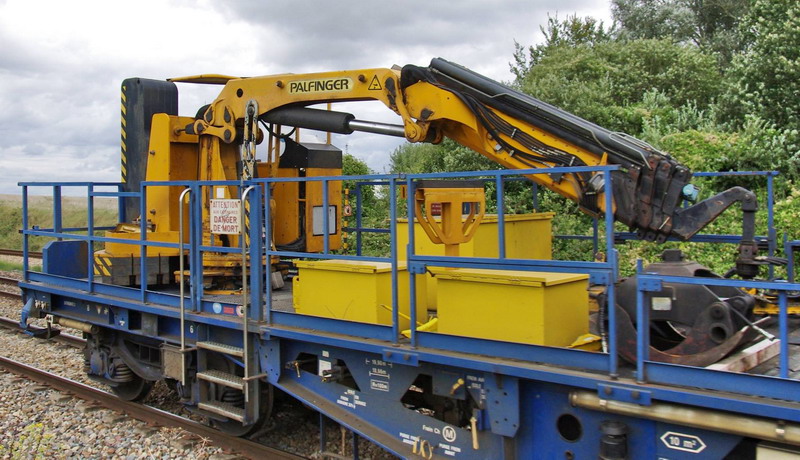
634 266 800 402
344 171 779 270
17 166 800 405
19 182 128 284
344 176 542 256
255 167 620 374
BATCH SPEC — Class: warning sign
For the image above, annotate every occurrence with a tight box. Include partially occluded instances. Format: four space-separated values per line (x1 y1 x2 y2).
210 199 241 234
368 75 382 90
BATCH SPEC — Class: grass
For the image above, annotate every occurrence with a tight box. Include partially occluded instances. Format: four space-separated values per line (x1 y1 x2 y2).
0 199 118 253
0 260 40 272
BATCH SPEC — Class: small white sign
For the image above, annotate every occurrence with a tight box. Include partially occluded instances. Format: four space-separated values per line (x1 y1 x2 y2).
370 379 390 392
210 199 241 234
660 431 706 453
652 297 673 311
312 205 337 236
318 359 332 377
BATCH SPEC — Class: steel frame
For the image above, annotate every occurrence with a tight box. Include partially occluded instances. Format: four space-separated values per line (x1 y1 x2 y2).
16 166 800 458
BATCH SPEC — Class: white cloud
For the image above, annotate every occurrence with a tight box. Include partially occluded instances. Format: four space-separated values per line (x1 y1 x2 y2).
0 0 611 195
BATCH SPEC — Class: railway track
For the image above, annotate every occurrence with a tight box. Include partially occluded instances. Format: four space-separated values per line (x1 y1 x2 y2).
0 275 21 301
0 272 359 458
0 268 308 458
0 355 303 460
0 314 307 459
0 248 42 258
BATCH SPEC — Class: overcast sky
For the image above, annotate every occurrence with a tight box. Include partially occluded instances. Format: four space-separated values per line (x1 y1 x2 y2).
0 0 611 195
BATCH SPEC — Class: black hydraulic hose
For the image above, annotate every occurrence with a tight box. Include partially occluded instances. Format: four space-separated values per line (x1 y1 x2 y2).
427 58 657 169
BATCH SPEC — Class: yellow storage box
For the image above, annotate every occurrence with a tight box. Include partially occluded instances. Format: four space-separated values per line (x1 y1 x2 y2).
397 213 554 260
293 260 427 329
432 268 588 347
398 213 554 309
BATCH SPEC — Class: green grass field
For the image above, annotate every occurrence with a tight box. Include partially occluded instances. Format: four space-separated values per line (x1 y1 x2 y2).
0 195 118 252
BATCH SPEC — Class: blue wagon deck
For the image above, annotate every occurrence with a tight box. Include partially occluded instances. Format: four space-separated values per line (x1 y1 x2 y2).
15 166 800 459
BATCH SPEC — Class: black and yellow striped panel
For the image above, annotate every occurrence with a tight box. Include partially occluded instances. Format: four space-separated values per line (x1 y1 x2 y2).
93 255 112 277
121 84 127 183
119 78 178 220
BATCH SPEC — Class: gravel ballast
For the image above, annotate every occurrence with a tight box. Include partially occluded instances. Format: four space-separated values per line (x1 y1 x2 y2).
0 270 395 459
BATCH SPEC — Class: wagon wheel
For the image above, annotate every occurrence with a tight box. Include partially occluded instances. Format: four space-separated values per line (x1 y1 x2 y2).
111 374 154 402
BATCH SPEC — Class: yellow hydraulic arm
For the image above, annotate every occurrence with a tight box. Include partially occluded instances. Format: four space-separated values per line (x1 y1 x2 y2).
188 64 599 204
186 58 761 274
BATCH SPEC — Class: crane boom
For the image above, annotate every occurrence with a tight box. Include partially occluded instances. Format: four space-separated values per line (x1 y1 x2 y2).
186 58 760 274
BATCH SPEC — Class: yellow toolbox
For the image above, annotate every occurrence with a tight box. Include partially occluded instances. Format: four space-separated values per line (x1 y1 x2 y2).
293 260 427 329
398 213 554 259
398 213 554 308
431 268 588 347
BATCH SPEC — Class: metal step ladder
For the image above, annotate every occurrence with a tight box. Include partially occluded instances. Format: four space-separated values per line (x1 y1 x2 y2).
195 334 260 423
193 185 262 425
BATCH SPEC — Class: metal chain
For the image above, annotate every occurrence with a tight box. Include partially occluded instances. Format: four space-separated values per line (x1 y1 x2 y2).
241 100 258 181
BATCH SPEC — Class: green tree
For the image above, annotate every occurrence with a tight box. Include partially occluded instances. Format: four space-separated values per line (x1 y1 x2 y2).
389 139 501 174
511 13 614 80
656 121 798 193
516 39 721 134
612 0 750 63
340 154 389 256
342 153 375 204
612 0 697 42
389 142 444 174
728 0 800 133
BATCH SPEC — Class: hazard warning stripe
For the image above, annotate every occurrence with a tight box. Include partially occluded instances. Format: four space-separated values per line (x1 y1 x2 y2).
243 197 251 247
121 85 127 183
94 256 112 277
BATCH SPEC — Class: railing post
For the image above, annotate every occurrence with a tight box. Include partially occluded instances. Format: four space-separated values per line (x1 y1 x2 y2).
264 182 273 324
191 184 203 310
496 174 506 259
53 185 63 241
117 183 127 223
22 186 29 282
87 184 95 293
178 187 191 385
389 177 399 343
139 184 147 303
406 177 417 347
604 168 618 377
768 173 776 280
779 290 789 379
249 185 263 321
635 261 649 383
240 184 256 400
323 178 330 254
356 184 363 256
785 234 795 283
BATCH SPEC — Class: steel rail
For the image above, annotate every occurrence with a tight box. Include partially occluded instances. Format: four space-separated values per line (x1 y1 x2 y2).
0 290 21 300
0 248 42 258
0 355 304 460
0 315 86 348
0 316 306 458
0 275 22 301
0 275 21 284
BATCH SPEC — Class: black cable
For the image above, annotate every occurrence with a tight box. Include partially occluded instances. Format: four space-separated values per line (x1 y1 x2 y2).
455 92 592 193
259 120 297 140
